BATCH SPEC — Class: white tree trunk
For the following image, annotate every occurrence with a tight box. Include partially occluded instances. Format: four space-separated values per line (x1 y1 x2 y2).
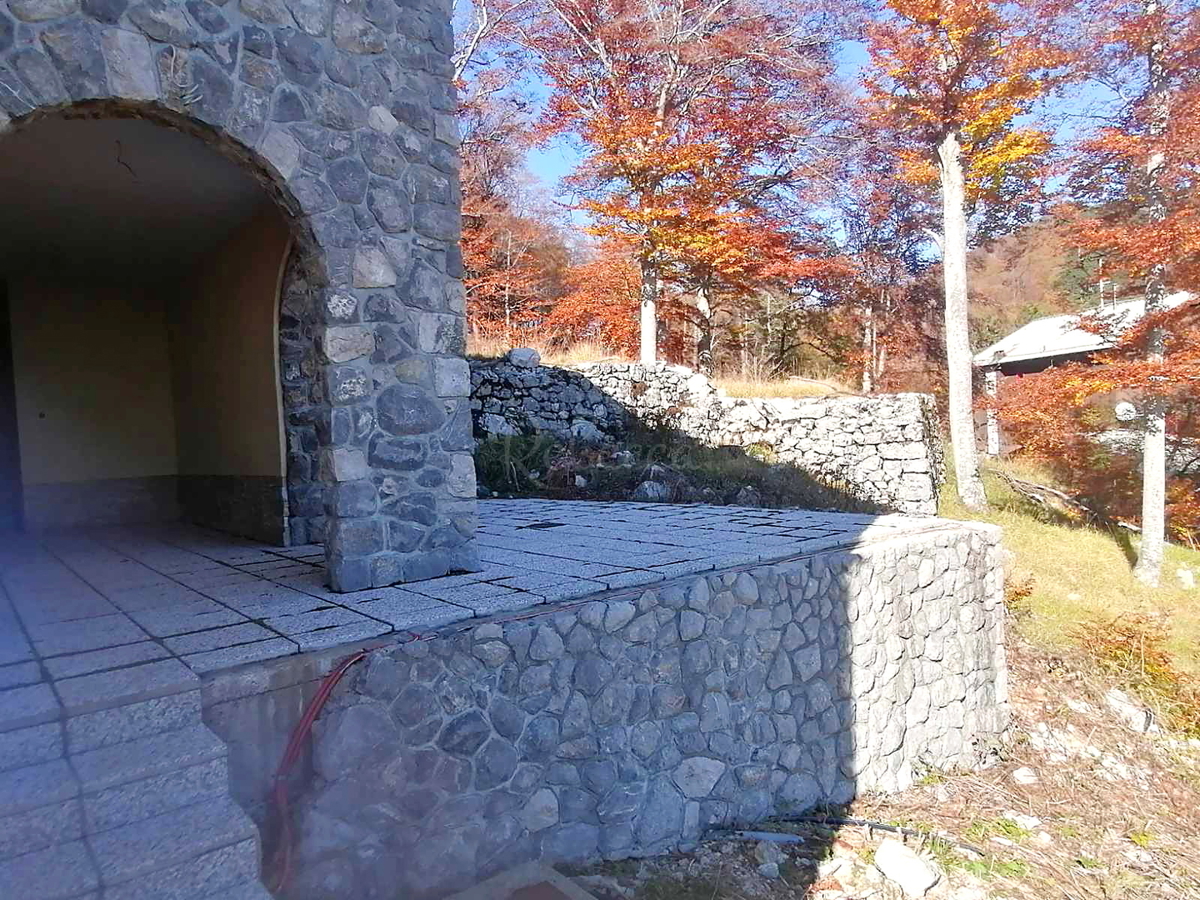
938 130 988 510
1134 0 1169 585
861 301 875 393
640 257 657 365
696 284 714 375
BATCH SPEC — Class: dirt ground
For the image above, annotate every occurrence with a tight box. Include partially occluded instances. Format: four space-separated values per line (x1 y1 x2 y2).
565 638 1200 900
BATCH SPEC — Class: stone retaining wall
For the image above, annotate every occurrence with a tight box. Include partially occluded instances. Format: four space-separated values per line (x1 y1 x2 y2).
208 521 1006 898
470 360 943 515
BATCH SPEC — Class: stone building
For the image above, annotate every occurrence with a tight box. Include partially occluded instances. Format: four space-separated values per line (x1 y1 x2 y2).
0 0 478 591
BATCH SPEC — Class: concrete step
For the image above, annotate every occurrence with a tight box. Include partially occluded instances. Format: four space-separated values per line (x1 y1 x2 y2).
84 756 230 834
100 836 261 900
0 797 83 861
0 721 63 773
65 688 205 755
0 758 79 819
54 658 200 718
0 838 100 900
88 795 259 889
203 879 276 900
72 723 226 796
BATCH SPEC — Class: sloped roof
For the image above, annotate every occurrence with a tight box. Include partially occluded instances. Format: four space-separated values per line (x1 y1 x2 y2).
973 291 1195 368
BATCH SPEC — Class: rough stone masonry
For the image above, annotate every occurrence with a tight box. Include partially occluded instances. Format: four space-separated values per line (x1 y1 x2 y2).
471 357 944 515
0 0 478 591
279 521 1006 898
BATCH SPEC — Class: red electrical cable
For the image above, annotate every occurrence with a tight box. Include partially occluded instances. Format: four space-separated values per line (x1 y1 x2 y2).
265 648 372 895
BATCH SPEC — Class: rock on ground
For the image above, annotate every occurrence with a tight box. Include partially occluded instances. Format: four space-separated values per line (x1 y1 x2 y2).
874 838 940 898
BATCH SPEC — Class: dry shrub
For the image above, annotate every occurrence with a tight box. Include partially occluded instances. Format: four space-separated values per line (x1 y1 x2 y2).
1075 614 1200 736
1003 574 1035 618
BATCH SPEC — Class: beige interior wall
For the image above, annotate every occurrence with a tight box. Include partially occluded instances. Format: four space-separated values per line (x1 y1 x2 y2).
170 205 289 478
8 276 178 485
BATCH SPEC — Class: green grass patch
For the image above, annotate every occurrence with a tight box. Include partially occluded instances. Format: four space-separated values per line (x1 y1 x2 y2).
940 457 1200 675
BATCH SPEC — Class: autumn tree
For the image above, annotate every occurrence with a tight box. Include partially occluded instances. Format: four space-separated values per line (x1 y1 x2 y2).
545 244 644 354
865 0 1067 510
454 0 571 340
523 0 849 364
827 138 939 392
1039 0 1200 582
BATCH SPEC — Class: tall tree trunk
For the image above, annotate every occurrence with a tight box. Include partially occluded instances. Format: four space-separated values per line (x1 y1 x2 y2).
639 256 658 365
1134 0 1169 586
696 283 714 375
861 300 875 393
937 130 988 510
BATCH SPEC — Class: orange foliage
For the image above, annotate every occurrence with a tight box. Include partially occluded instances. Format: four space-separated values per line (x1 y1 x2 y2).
545 246 642 355
524 0 848 352
865 0 1066 192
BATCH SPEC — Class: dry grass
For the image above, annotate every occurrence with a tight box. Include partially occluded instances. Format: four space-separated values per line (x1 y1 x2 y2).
466 328 624 366
941 458 1200 674
714 376 855 399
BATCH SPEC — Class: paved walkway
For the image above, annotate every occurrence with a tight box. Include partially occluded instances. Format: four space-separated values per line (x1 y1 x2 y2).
1 500 938 706
0 499 945 899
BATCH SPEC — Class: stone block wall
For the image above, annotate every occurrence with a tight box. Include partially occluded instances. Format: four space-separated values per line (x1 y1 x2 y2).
471 360 943 515
259 522 1005 898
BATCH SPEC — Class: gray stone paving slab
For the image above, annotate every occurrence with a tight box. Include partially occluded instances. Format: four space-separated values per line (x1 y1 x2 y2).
354 597 473 631
181 639 299 675
0 758 78 817
263 606 375 636
127 605 249 638
0 681 61 732
0 838 99 900
0 633 34 667
291 620 392 651
43 642 171 681
0 723 63 773
596 570 667 590
453 593 545 617
28 614 147 658
0 661 42 690
403 580 521 603
226 596 334 619
163 623 279 656
55 660 200 717
9 594 119 627
89 795 256 886
105 585 214 613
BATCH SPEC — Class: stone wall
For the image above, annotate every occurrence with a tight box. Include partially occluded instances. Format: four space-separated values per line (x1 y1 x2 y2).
471 359 943 515
0 0 478 591
225 521 1006 898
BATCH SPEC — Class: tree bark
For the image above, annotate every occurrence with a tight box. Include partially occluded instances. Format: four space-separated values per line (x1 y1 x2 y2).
861 300 875 393
696 283 714 375
639 256 658 365
937 130 988 510
1133 0 1169 586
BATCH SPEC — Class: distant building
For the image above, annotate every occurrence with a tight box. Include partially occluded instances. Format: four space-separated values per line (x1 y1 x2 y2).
972 291 1195 455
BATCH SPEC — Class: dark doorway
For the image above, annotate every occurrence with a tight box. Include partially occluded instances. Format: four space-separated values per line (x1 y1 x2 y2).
0 280 22 530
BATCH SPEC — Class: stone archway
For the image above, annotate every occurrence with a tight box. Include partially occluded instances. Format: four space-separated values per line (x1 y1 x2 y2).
0 1 477 591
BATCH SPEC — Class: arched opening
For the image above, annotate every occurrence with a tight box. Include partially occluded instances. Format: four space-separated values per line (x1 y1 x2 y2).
0 113 300 545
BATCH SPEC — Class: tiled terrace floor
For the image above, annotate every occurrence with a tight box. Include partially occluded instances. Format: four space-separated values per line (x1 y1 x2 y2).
0 499 947 730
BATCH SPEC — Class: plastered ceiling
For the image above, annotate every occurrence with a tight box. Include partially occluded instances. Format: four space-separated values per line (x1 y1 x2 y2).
0 116 273 275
